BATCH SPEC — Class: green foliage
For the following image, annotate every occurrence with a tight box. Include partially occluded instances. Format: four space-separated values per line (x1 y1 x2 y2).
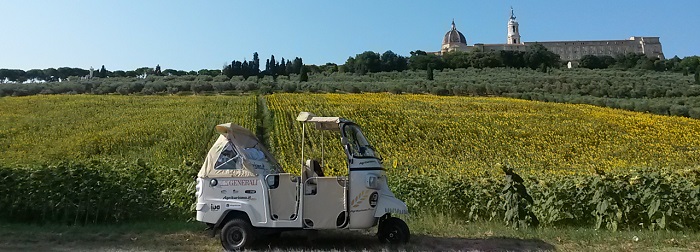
389 167 700 231
380 50 408 72
409 50 444 70
352 51 381 75
344 51 407 75
579 55 605 69
0 159 197 224
590 169 624 231
501 165 539 229
525 44 560 70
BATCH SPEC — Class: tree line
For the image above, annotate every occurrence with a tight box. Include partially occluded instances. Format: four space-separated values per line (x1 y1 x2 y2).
338 44 561 75
2 47 700 119
579 54 700 73
0 52 312 84
3 45 699 84
2 67 698 117
0 65 214 83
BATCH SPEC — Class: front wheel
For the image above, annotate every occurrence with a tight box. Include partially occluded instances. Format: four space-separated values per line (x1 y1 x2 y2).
377 217 410 244
221 219 256 251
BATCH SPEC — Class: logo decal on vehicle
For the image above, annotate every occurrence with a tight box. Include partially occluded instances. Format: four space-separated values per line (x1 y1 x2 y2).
219 179 258 187
351 190 373 208
369 192 378 208
210 204 220 211
224 196 253 200
385 208 408 215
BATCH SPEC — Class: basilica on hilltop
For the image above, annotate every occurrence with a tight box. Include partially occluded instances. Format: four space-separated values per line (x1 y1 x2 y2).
437 8 665 63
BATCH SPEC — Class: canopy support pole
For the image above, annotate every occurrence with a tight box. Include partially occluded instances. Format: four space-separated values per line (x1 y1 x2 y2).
301 123 305 174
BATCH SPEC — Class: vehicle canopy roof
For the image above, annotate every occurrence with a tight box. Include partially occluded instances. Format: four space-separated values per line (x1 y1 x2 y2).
198 123 283 178
296 112 351 131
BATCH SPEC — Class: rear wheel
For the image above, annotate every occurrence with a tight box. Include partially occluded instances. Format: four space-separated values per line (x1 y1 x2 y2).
378 217 410 244
221 219 256 251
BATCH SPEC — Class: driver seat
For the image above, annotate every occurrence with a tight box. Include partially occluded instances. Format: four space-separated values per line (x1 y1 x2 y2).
303 159 324 195
304 159 324 178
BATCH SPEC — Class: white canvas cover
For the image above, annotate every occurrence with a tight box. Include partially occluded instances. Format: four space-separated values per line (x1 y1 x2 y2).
198 123 283 178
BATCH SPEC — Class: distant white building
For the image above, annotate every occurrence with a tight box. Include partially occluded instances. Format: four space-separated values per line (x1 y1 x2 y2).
435 8 665 62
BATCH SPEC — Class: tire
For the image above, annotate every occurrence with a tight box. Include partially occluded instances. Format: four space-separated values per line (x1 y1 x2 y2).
377 217 410 244
221 218 256 251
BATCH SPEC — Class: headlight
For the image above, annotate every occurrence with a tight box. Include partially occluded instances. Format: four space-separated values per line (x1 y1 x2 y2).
210 178 218 187
366 175 380 189
195 178 202 197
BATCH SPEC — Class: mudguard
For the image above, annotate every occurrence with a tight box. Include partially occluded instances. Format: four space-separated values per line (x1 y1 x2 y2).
374 194 409 217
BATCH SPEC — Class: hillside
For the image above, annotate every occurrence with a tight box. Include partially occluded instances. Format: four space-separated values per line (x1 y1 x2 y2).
2 68 699 119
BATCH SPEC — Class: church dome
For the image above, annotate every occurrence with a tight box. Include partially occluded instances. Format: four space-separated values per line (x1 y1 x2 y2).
443 20 467 45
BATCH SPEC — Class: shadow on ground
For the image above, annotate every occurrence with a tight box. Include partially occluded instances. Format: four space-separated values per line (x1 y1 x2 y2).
254 230 556 252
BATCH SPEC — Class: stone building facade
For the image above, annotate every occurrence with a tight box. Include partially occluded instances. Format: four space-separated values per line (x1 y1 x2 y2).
437 8 665 62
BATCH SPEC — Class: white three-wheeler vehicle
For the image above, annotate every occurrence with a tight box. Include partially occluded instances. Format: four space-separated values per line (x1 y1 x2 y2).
195 112 410 251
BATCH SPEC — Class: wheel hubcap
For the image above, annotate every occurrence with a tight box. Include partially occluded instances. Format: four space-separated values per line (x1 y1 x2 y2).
387 229 400 241
228 228 244 246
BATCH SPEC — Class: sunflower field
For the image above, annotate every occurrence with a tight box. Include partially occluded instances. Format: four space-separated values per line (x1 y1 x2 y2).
266 93 700 177
1 93 700 230
0 95 257 223
265 93 700 230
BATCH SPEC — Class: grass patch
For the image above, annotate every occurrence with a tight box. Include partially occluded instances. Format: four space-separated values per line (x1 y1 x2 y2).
1 212 699 251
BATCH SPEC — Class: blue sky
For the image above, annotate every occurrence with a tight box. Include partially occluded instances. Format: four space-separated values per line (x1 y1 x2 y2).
1 0 698 71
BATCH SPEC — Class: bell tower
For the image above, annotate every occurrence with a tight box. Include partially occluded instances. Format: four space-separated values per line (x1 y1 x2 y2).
507 7 521 44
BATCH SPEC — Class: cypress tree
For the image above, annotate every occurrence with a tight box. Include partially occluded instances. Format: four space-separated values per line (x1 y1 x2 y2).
426 64 433 81
299 66 308 82
99 65 107 78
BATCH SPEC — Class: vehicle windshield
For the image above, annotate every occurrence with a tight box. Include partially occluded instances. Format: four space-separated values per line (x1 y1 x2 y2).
343 124 378 159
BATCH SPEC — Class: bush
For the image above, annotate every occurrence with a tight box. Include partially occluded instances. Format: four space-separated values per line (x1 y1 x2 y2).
430 87 450 96
283 83 297 93
141 87 154 95
116 84 130 95
389 167 700 231
0 159 197 224
689 108 700 119
670 105 690 117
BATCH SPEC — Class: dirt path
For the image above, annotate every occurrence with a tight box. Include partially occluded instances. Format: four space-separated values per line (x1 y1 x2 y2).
0 227 556 252
2 221 698 252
